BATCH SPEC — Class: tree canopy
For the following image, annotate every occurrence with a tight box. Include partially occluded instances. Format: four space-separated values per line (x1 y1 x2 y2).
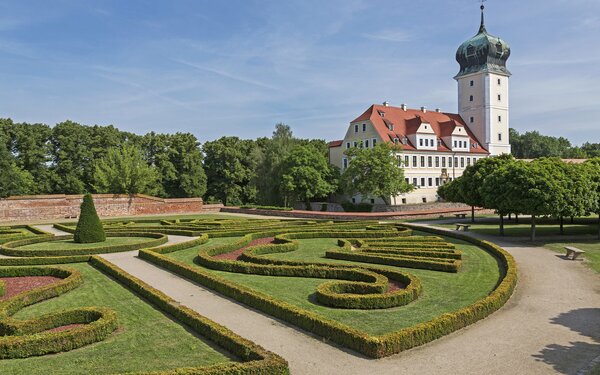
341 143 413 204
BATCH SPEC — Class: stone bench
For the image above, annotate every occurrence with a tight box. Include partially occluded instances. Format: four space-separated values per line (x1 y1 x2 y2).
455 223 471 231
454 213 467 219
564 246 585 261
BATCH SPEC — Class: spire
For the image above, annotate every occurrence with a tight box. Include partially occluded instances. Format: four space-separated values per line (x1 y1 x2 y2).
479 2 487 33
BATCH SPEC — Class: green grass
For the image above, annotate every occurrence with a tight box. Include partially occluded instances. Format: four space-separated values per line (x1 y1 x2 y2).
536 241 600 274
438 218 598 237
18 237 153 251
0 263 236 375
165 233 501 335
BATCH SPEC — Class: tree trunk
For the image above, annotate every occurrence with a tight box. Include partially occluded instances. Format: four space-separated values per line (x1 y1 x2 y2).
499 214 504 236
598 214 600 240
560 216 564 235
570 216 574 224
508 213 512 220
531 215 537 242
515 214 519 224
471 206 475 223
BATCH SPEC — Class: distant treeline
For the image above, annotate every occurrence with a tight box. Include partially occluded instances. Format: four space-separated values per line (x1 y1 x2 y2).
510 129 600 159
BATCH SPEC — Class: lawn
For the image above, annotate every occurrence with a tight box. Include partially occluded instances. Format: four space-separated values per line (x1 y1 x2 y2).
165 233 501 336
0 263 236 375
438 217 598 237
18 236 153 251
536 241 600 274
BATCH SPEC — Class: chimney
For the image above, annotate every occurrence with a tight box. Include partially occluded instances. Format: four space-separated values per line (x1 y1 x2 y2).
421 106 427 113
401 104 407 111
383 101 389 107
435 108 441 113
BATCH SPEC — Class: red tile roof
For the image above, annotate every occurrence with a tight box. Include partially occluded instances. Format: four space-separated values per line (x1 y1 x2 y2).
328 140 343 148
348 104 489 154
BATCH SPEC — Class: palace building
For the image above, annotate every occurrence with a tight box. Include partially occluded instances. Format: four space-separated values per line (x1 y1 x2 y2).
328 5 512 205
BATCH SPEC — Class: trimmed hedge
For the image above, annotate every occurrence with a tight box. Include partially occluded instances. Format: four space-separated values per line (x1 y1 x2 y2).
89 256 289 374
240 205 294 211
74 194 106 244
0 232 168 257
140 222 517 358
0 266 118 358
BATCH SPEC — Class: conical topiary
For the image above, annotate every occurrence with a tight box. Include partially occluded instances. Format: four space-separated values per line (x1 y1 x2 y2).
74 194 106 243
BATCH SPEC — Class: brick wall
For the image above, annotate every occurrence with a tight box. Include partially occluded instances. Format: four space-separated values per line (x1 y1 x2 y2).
0 194 205 222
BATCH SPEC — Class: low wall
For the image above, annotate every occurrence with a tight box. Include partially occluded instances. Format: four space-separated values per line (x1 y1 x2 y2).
0 194 205 222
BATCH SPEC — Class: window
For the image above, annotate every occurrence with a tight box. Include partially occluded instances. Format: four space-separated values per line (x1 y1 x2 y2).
343 158 348 169
428 156 433 168
428 178 433 187
498 133 503 141
370 199 375 204
467 158 471 166
498 115 502 122
454 140 457 148
362 123 366 132
353 141 358 147
498 78 501 85
435 157 440 168
421 178 426 187
470 80 474 87
460 157 465 168
442 157 446 168
470 117 474 123
421 156 425 168
352 198 356 203
498 94 501 101
449 157 453 168
469 95 474 102
435 178 440 186
354 124 358 133
412 178 418 186
365 139 369 148
454 157 459 167
420 139 423 147
394 138 399 145
372 138 377 147
422 197 427 203
405 178 409 184
413 156 417 166
397 156 402 167
402 198 407 204
405 155 409 167
346 142 350 149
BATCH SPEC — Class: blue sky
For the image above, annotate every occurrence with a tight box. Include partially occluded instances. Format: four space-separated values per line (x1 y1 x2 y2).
0 0 599 145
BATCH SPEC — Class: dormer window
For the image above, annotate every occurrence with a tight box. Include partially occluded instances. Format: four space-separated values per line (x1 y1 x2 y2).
393 138 399 145
420 139 424 147
496 42 504 57
379 111 386 118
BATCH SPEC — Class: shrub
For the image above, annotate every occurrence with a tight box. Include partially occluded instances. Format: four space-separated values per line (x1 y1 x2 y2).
239 205 293 211
341 201 373 212
74 194 106 244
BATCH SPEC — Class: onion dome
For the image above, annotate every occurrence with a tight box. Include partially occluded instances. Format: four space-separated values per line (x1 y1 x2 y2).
455 5 511 78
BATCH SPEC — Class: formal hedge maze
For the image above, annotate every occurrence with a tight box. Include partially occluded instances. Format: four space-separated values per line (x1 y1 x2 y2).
0 216 517 370
0 222 289 374
126 217 517 358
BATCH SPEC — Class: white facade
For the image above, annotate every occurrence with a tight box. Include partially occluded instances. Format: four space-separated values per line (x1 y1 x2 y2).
457 72 511 155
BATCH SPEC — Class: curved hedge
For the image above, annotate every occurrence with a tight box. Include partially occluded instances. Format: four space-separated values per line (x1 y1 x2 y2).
139 222 517 358
0 232 168 257
0 266 117 358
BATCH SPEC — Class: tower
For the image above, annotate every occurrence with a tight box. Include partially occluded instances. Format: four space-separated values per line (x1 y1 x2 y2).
455 4 511 155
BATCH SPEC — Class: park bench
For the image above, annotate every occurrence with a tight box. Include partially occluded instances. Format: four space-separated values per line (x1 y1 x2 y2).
454 213 467 219
564 246 585 260
455 223 470 231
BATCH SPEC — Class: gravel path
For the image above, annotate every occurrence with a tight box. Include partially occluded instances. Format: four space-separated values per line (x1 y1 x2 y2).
37 225 600 374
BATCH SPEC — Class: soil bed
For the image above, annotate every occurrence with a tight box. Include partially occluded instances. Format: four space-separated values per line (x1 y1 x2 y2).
213 237 276 260
0 276 61 300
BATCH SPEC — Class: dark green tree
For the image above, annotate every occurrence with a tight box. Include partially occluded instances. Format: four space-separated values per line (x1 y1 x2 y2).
0 136 34 198
74 194 106 244
341 143 413 205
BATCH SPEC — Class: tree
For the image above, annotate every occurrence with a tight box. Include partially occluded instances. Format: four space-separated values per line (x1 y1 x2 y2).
483 158 566 241
203 137 259 205
552 160 596 234
278 145 337 208
585 158 600 239
509 129 572 159
74 194 105 243
0 136 34 198
341 143 413 205
93 144 158 195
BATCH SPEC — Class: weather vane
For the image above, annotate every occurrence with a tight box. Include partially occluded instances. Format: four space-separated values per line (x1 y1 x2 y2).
480 0 487 10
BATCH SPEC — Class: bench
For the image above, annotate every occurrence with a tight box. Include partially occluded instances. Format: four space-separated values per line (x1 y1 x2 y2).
455 223 471 231
564 246 585 260
454 213 467 219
